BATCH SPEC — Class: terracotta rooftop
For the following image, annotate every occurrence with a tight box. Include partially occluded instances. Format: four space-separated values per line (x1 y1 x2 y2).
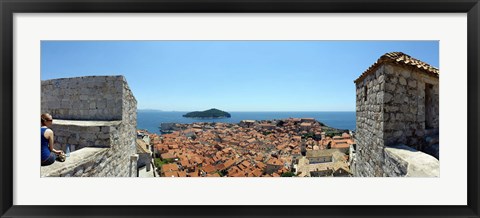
354 52 439 83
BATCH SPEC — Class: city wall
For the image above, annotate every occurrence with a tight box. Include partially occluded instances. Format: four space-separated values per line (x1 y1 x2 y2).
354 62 439 177
382 64 439 149
41 76 138 177
354 65 386 176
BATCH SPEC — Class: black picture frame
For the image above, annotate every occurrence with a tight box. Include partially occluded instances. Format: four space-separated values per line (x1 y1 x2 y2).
1 0 479 218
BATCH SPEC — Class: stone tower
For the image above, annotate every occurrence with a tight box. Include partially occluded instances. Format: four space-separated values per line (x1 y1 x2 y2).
41 76 138 177
353 52 439 177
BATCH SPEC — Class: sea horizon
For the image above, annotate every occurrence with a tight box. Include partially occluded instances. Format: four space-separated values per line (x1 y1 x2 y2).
137 110 356 134
138 109 355 113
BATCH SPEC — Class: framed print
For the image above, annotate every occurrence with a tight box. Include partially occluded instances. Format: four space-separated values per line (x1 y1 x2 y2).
1 0 479 218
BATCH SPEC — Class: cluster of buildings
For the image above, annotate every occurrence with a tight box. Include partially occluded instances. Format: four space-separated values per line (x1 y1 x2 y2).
40 52 438 178
137 118 356 177
135 52 439 178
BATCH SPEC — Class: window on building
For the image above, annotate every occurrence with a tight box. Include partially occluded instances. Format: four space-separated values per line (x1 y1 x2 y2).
425 83 434 129
364 86 368 102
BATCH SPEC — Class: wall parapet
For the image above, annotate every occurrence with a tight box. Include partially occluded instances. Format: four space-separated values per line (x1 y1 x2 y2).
41 147 108 177
41 75 137 177
384 144 439 177
52 119 122 151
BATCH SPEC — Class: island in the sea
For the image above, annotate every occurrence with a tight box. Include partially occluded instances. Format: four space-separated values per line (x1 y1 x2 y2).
183 108 231 118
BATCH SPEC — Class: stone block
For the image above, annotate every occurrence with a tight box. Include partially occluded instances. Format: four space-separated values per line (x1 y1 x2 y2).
98 133 111 140
99 161 107 169
67 137 78 145
87 126 101 133
408 80 417 88
385 83 395 92
409 107 418 114
383 93 393 103
88 110 96 117
96 100 107 109
399 77 407 85
393 95 403 104
417 114 426 122
417 81 425 89
94 140 105 146
400 70 411 78
393 130 403 138
74 168 84 177
384 64 394 75
80 132 96 140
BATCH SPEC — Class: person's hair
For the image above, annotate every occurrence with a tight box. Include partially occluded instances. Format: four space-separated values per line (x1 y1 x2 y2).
41 113 52 126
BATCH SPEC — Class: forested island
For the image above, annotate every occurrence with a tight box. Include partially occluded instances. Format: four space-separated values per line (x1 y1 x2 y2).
183 108 231 118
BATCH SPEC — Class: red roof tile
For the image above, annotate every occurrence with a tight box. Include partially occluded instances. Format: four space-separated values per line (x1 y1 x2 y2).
354 52 439 83
177 171 187 177
164 171 178 177
267 158 284 166
202 164 216 174
161 163 178 172
252 169 263 177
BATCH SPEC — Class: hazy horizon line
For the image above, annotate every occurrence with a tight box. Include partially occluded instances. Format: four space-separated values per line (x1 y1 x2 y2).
138 109 355 112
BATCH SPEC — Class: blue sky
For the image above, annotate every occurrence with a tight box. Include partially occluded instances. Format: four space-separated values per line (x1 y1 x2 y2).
41 41 438 112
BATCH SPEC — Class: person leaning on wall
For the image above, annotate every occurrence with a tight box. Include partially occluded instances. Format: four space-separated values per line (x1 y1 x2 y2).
41 113 64 166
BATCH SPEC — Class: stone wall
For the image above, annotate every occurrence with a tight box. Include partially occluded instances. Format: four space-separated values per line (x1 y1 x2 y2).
383 145 439 177
52 120 121 151
41 147 138 177
382 63 439 150
354 65 386 177
41 76 124 120
354 62 439 177
41 76 138 177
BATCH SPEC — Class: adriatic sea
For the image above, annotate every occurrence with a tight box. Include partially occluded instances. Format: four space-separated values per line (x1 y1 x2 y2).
137 110 356 134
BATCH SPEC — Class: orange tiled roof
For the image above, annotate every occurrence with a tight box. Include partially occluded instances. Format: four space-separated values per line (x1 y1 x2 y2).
231 171 246 177
342 133 351 138
188 170 199 177
180 160 189 167
267 158 283 166
216 163 226 171
203 165 215 173
223 159 235 169
331 141 350 149
354 52 439 83
177 171 187 177
164 171 178 177
161 152 176 160
162 163 178 172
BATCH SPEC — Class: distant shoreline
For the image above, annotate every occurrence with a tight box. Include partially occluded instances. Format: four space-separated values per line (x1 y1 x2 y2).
184 116 230 119
138 109 355 113
137 111 356 134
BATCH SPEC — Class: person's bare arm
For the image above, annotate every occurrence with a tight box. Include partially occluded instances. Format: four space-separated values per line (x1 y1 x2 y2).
45 129 63 155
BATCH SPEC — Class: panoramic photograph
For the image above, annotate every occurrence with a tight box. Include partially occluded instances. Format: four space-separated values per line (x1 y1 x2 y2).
40 41 439 177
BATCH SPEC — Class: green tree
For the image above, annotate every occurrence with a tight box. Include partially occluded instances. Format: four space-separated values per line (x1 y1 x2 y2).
302 132 315 139
281 172 295 177
154 158 174 169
